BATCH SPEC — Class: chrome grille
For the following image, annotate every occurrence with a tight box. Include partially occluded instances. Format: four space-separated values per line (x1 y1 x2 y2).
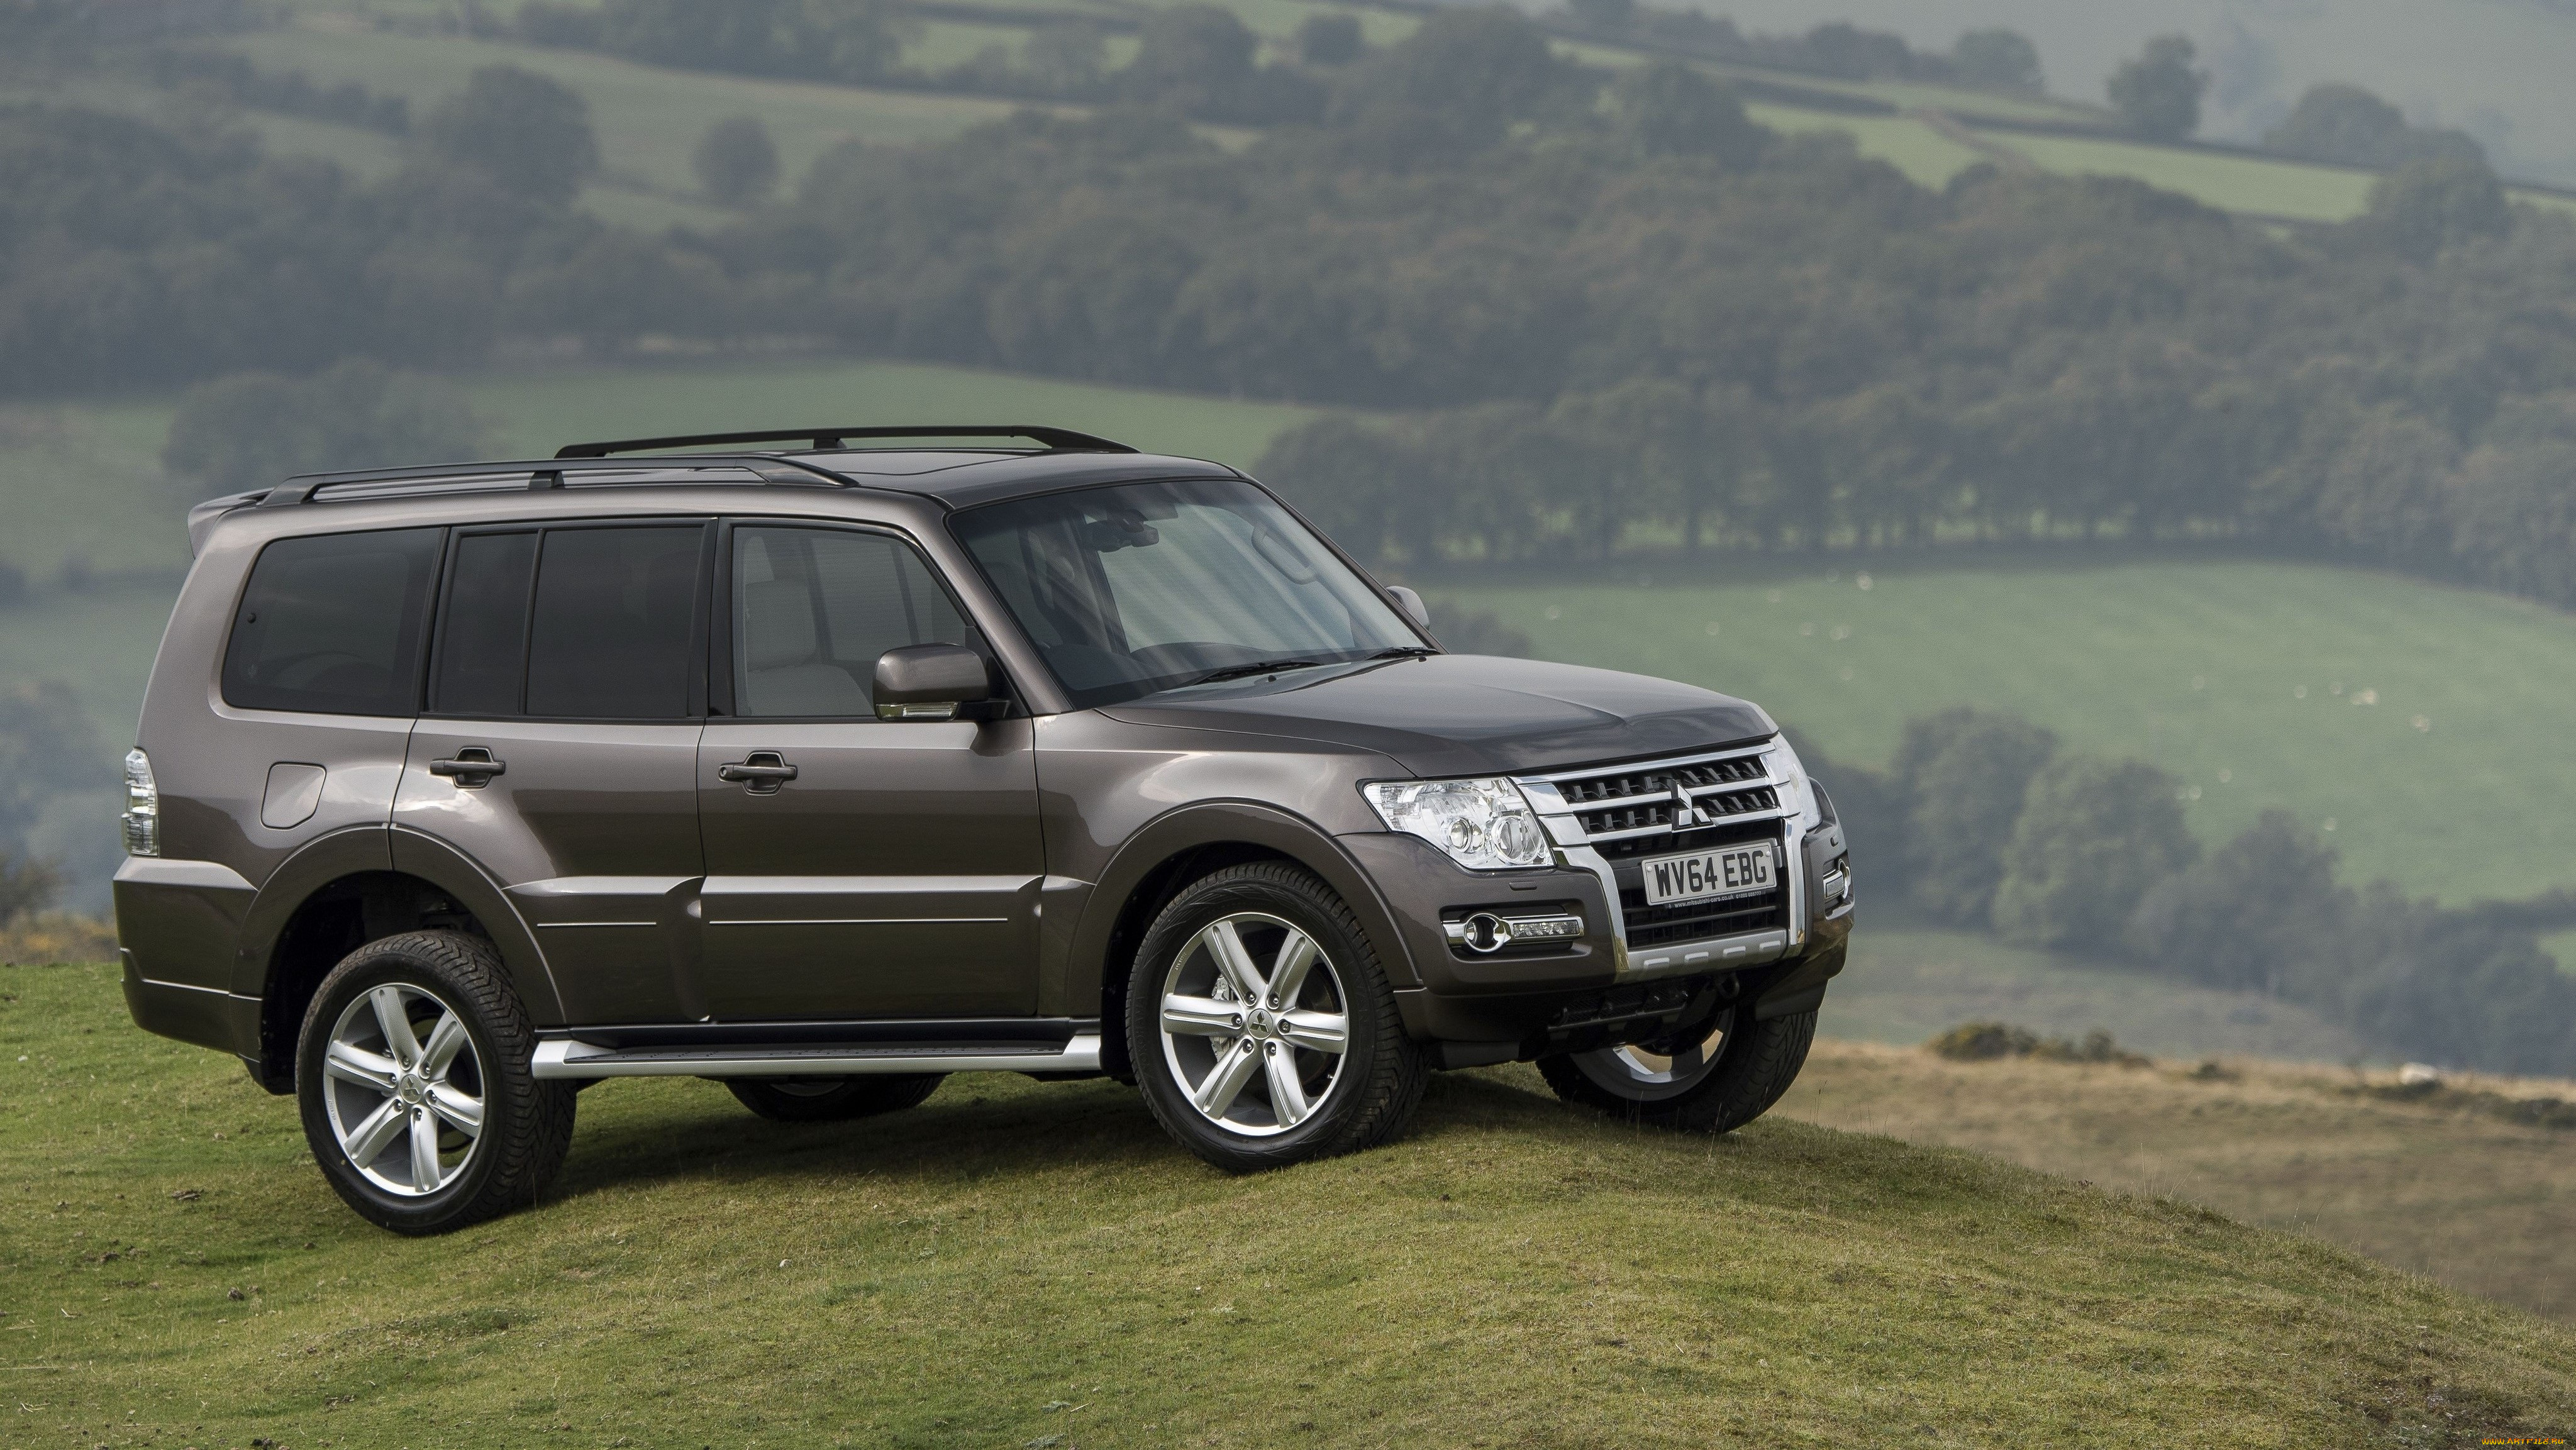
1517 743 1800 973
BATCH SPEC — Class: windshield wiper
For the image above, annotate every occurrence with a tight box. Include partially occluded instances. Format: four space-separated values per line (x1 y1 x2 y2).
1185 658 1330 685
1368 646 1438 660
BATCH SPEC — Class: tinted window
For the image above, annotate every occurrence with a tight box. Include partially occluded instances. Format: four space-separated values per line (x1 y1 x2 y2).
525 526 703 719
222 528 442 716
430 531 536 716
731 528 979 717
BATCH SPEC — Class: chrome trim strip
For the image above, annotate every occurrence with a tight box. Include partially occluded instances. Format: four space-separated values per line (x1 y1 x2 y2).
536 921 657 930
1620 928 1790 983
531 1032 1103 1079
1516 743 1774 785
1557 844 1628 975
702 917 1011 927
1442 912 1585 948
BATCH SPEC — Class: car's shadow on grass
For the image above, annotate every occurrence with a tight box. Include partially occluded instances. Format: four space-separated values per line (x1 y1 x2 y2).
548 1065 1586 1201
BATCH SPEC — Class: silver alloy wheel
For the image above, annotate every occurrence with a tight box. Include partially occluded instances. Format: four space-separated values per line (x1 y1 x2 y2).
1572 1008 1738 1103
321 983 487 1196
1157 912 1352 1137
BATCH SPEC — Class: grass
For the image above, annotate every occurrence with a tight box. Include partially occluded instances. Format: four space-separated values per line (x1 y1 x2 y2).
8 960 2575 1447
1434 554 2576 905
1971 130 2381 223
226 20 1040 210
1821 926 2368 1065
1745 103 1992 187
1780 1038 2576 1325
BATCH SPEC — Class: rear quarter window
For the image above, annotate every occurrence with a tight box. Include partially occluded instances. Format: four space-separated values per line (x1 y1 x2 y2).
221 528 443 716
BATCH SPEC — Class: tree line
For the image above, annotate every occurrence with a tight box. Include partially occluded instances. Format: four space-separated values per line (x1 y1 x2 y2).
9 7 2576 614
1801 709 2576 1077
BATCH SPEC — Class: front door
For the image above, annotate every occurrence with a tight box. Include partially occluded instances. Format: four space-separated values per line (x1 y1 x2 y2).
696 522 1045 1021
394 521 712 1026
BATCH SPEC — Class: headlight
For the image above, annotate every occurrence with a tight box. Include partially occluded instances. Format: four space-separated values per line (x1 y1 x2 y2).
1362 777 1551 871
123 748 160 857
1767 736 1820 830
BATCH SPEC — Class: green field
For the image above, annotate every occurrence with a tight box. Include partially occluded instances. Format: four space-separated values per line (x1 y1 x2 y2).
1822 927 2369 1065
8 959 2573 1447
1435 555 2576 905
1972 130 2383 223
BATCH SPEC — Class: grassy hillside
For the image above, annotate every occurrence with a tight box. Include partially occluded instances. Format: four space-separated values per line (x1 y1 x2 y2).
1435 555 2576 905
205 1 2523 232
1821 927 2370 1065
1781 1038 2576 1324
8 960 2574 1447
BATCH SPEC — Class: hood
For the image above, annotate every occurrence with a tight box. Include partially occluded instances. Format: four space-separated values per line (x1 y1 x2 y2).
1097 653 1775 778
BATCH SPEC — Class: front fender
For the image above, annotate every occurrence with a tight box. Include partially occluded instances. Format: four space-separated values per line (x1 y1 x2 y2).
1062 799 1425 1016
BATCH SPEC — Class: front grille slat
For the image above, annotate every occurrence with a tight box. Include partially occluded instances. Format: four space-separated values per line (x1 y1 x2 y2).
1526 745 1794 953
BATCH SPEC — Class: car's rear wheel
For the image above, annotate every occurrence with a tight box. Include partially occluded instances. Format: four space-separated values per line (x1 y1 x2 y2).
1536 1004 1816 1133
296 930 575 1235
1128 862 1424 1172
726 1075 945 1122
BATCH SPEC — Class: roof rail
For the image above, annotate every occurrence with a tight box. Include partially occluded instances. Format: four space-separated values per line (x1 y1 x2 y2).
553 425 1136 459
256 452 850 507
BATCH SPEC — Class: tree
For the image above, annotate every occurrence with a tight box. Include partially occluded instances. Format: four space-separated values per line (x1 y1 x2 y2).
2265 83 2484 169
0 680 96 853
1119 4 1256 113
2351 156 2512 263
1328 8 1583 163
421 64 598 202
2129 810 2344 993
2107 35 2203 141
1251 416 1420 562
597 0 903 83
1887 707 2060 927
1990 755 2198 953
693 115 779 207
162 359 486 495
1294 12 1362 67
1953 29 2041 93
1024 21 1109 93
1607 60 1765 167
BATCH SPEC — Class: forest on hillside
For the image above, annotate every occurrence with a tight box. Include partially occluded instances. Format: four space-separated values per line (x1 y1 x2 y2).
8 6 2576 617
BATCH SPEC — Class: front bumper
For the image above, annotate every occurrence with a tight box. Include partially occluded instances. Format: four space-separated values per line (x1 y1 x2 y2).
1343 809 1853 1064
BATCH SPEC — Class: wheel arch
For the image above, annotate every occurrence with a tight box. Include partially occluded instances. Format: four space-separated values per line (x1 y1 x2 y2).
240 830 558 1094
1073 802 1421 1083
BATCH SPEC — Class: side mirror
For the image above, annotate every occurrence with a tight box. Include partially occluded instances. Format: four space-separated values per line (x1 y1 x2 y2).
873 644 995 721
1387 585 1430 630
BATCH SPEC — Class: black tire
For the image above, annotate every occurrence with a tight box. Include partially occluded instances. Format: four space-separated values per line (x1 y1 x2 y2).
296 930 576 1236
1537 1005 1817 1133
1126 861 1425 1173
726 1075 945 1122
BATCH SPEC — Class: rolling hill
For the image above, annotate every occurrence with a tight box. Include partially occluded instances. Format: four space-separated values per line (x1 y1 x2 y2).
171 0 2576 231
7 958 2573 1446
1433 554 2576 907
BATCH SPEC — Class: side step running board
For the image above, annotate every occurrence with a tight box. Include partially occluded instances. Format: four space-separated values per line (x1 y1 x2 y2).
532 1033 1103 1080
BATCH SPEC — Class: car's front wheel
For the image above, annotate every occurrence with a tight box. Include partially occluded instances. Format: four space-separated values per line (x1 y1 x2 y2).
296 930 575 1235
1127 862 1424 1172
1536 1004 1816 1133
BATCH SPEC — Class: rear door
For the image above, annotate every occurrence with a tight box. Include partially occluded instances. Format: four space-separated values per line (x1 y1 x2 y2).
393 521 713 1026
696 521 1045 1021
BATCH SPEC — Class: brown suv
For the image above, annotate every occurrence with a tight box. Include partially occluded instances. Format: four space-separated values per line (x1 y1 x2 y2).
114 426 1853 1233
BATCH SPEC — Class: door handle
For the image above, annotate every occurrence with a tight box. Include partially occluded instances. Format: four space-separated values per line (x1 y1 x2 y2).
428 749 505 787
718 752 798 795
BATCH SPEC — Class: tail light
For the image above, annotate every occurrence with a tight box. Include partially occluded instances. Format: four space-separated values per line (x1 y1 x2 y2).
122 748 159 857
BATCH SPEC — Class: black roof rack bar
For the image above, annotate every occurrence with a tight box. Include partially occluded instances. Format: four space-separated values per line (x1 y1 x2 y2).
553 425 1136 459
258 452 849 506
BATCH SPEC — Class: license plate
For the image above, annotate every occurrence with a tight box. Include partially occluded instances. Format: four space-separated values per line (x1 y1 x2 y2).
1641 841 1776 906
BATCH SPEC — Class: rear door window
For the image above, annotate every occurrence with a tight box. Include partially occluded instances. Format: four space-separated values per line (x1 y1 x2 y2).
524 526 706 720
222 528 443 716
426 523 708 721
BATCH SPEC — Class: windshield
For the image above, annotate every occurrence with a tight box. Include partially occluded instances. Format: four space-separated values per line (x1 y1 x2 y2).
951 478 1425 709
